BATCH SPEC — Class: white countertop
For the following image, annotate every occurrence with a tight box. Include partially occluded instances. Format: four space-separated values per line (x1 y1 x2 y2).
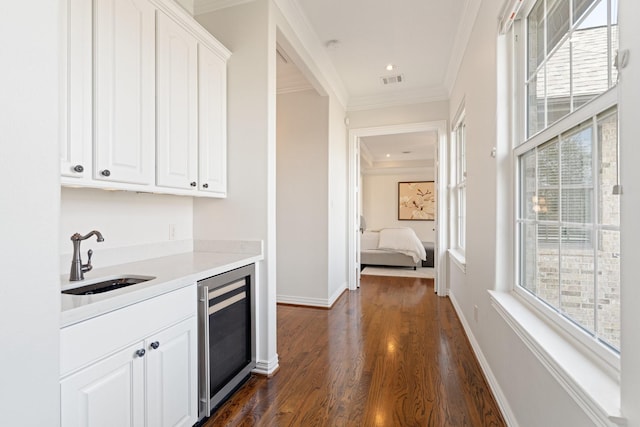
60 251 262 328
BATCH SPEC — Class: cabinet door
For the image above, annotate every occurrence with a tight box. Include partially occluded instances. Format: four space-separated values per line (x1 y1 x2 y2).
198 44 227 196
156 11 198 190
60 0 92 180
93 0 155 185
146 317 198 427
61 343 145 427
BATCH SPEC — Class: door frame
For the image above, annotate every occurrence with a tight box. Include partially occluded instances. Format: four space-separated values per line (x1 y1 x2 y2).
348 121 448 296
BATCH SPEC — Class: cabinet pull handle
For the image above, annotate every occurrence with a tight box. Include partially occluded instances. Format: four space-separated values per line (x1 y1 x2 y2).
101 169 111 177
190 181 197 187
135 349 146 358
150 341 160 350
73 165 84 173
202 183 209 189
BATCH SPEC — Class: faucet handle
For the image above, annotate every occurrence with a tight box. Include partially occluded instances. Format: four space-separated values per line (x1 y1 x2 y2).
82 249 94 274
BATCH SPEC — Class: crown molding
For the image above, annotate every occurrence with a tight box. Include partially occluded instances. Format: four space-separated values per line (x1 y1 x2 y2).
194 0 256 15
443 0 483 95
276 84 314 95
347 85 449 112
359 143 374 168
273 0 349 108
362 165 435 176
362 159 435 176
173 0 194 14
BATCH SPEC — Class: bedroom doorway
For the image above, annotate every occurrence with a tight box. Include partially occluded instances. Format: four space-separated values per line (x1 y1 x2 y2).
348 122 448 295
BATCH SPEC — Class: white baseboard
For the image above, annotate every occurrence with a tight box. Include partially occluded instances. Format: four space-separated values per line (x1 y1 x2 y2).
253 354 279 376
277 284 348 309
276 294 331 308
328 283 348 307
449 290 520 427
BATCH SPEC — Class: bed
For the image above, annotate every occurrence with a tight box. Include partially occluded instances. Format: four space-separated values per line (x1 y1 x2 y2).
360 227 427 270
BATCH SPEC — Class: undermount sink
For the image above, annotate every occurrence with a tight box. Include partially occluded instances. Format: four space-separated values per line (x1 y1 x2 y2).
62 275 155 295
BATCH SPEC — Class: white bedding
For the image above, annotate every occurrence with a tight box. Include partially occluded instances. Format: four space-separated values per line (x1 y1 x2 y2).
363 228 426 263
360 230 380 250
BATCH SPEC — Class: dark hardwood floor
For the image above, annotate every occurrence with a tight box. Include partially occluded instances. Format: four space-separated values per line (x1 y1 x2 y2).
202 275 506 427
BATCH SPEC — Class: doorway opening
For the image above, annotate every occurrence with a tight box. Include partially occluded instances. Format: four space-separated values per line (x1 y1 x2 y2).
348 122 448 295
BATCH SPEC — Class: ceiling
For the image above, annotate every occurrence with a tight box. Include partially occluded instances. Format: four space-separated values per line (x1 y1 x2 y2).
195 0 475 109
196 0 471 166
359 131 437 172
272 0 465 167
294 0 469 110
361 132 436 162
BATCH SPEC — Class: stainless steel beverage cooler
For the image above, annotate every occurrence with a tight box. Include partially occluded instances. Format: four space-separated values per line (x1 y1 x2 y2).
197 264 255 420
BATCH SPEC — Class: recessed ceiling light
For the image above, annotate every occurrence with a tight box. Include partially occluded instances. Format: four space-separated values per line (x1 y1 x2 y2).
386 64 395 71
386 154 391 158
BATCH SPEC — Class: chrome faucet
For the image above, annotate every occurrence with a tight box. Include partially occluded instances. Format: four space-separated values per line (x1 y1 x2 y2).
70 230 104 281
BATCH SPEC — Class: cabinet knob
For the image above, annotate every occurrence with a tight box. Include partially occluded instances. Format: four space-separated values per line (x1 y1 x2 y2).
150 341 160 350
202 183 209 189
101 169 111 177
73 165 84 173
190 181 197 187
135 349 146 358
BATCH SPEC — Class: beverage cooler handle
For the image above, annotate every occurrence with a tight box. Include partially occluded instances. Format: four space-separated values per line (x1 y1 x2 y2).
201 285 211 417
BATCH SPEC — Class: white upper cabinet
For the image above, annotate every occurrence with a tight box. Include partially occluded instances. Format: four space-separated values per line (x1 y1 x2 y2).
198 43 228 196
60 0 92 180
60 0 230 196
93 0 156 185
156 11 198 190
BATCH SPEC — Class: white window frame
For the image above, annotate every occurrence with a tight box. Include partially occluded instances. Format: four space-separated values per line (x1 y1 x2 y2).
450 108 466 262
512 0 620 370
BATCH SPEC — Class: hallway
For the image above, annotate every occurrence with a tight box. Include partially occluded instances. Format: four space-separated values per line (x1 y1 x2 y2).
203 275 505 426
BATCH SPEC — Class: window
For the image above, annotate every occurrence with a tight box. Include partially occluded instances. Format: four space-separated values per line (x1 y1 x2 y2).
514 0 620 354
451 110 466 256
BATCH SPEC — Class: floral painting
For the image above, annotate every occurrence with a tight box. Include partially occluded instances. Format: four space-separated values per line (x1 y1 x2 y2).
398 181 435 221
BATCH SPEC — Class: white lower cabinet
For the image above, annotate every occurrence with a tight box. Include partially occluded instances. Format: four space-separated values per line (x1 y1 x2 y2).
145 318 198 427
60 286 197 427
61 341 145 427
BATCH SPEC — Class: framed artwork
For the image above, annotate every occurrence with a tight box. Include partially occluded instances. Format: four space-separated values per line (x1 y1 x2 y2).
398 181 435 221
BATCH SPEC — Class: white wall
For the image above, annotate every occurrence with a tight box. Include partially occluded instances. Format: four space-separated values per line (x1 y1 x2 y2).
327 93 348 303
446 1 572 425
447 0 640 426
447 0 498 347
0 2 61 425
276 89 329 303
348 101 449 128
194 0 278 373
60 188 193 264
362 171 435 242
271 0 349 306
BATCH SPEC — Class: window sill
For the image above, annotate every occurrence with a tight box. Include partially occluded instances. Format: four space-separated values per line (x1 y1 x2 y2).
488 290 625 426
448 248 466 273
